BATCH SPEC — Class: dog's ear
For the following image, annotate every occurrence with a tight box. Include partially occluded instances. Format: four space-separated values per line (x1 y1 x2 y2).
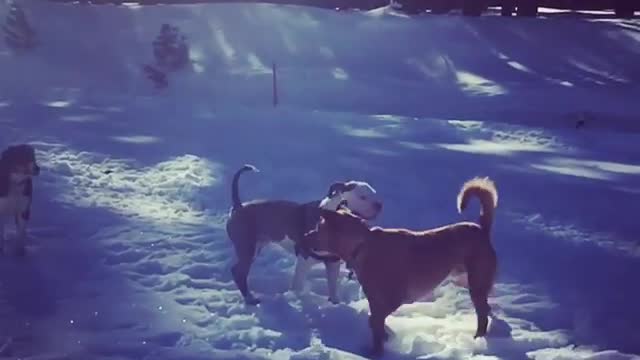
326 182 346 198
326 182 357 198
1 144 36 162
0 146 11 161
343 182 357 193
25 145 36 162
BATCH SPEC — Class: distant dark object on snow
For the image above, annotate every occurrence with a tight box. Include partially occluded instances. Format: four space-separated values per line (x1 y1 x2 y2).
569 112 592 130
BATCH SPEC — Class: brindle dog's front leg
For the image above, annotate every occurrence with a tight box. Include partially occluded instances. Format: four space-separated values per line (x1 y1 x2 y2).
0 220 5 254
15 215 27 256
325 260 341 304
291 255 313 292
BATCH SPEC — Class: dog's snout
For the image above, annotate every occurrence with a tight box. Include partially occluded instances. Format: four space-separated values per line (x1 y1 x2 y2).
374 202 383 211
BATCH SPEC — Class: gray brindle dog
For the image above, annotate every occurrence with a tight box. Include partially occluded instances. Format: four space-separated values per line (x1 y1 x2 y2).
226 164 382 305
0 144 40 256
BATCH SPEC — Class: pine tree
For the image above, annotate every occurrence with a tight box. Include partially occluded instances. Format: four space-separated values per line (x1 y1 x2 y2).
2 2 36 52
152 24 189 72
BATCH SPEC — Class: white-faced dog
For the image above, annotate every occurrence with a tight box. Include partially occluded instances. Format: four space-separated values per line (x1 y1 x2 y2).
226 165 382 305
291 179 381 304
0 144 40 256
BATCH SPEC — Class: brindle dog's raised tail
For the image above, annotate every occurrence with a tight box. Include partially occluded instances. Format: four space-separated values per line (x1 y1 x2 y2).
231 164 259 209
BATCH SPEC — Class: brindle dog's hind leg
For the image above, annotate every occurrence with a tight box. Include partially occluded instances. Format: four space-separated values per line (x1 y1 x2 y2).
228 221 260 305
15 215 27 256
0 220 5 254
231 246 259 304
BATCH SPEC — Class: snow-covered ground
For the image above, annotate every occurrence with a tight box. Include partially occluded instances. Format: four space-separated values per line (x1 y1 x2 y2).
1 1 639 359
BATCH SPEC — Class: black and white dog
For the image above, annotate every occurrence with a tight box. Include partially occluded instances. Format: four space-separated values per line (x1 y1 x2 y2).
0 144 40 256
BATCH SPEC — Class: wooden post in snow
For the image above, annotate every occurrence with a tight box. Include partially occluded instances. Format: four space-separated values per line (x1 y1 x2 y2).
272 62 278 107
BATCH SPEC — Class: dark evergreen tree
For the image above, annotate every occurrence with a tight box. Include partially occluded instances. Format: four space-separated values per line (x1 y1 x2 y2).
2 1 37 52
152 23 189 72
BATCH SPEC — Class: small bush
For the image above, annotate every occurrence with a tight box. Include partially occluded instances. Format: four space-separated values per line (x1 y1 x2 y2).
152 23 190 72
3 1 37 52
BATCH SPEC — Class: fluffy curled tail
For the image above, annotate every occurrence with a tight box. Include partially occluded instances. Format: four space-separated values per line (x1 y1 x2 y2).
457 177 498 233
232 164 259 209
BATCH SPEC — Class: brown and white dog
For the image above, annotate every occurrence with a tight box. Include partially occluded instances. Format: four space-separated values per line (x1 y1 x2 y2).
306 177 498 356
0 144 40 256
226 165 382 305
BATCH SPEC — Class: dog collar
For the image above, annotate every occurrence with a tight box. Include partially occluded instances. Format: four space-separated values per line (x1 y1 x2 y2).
297 228 341 263
296 243 341 263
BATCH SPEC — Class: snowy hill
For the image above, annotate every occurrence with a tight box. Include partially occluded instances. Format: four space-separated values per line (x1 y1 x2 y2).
2 1 640 128
1 1 639 359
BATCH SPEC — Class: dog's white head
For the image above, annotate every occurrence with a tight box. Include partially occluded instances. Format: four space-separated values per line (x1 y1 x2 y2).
319 180 382 221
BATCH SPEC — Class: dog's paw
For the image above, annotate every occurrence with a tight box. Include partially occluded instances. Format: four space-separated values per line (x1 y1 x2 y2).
473 329 487 339
366 344 384 358
383 324 395 342
245 296 261 306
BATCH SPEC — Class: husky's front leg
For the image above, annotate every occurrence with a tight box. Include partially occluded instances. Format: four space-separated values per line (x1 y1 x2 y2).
325 260 341 304
15 215 26 256
291 255 314 292
0 220 5 254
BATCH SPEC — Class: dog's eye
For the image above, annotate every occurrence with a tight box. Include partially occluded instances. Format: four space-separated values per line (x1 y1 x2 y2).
360 195 367 200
